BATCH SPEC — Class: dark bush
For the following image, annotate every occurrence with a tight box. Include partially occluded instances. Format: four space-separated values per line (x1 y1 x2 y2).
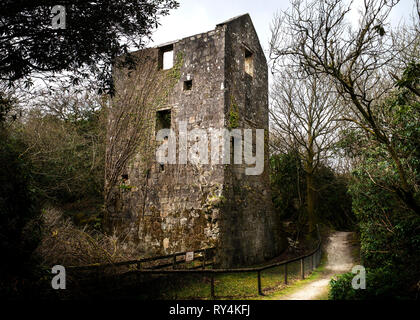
0 130 42 297
329 266 417 300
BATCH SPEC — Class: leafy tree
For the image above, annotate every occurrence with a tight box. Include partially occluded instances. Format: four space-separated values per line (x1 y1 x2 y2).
0 0 179 92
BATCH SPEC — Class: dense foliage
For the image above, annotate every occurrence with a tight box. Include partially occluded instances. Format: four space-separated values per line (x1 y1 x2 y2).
330 64 420 299
270 151 304 221
270 151 354 231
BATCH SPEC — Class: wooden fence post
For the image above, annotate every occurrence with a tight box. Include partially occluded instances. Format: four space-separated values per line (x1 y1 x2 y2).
284 263 288 285
202 250 206 270
311 254 313 270
257 271 263 295
172 254 176 269
300 258 304 279
316 250 318 266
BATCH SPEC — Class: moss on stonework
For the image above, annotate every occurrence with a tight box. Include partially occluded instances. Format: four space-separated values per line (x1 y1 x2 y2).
228 95 239 129
154 50 185 107
206 194 226 209
118 184 134 190
169 51 184 81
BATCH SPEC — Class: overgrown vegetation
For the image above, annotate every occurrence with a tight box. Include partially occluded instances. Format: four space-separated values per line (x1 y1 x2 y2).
36 208 143 267
16 90 106 210
269 151 354 232
104 49 185 226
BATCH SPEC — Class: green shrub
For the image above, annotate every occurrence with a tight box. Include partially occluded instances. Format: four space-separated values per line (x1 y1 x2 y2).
329 266 415 300
329 272 356 300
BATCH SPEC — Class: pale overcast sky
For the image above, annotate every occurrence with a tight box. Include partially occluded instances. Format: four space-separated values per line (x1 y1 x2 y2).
150 0 417 57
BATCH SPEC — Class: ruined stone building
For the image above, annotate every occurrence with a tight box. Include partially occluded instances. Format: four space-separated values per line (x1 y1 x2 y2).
107 14 284 267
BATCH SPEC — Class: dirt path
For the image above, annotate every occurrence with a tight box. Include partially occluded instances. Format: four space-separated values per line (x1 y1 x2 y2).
276 231 354 300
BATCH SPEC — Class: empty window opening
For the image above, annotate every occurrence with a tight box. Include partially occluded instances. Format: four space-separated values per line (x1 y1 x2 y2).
184 80 193 91
158 45 174 70
244 48 254 77
163 50 174 69
156 109 172 132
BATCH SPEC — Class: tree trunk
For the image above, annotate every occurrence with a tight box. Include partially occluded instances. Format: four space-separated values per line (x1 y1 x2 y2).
306 171 315 233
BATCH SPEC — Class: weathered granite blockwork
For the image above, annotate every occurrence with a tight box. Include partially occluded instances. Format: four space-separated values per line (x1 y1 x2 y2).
107 14 285 267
